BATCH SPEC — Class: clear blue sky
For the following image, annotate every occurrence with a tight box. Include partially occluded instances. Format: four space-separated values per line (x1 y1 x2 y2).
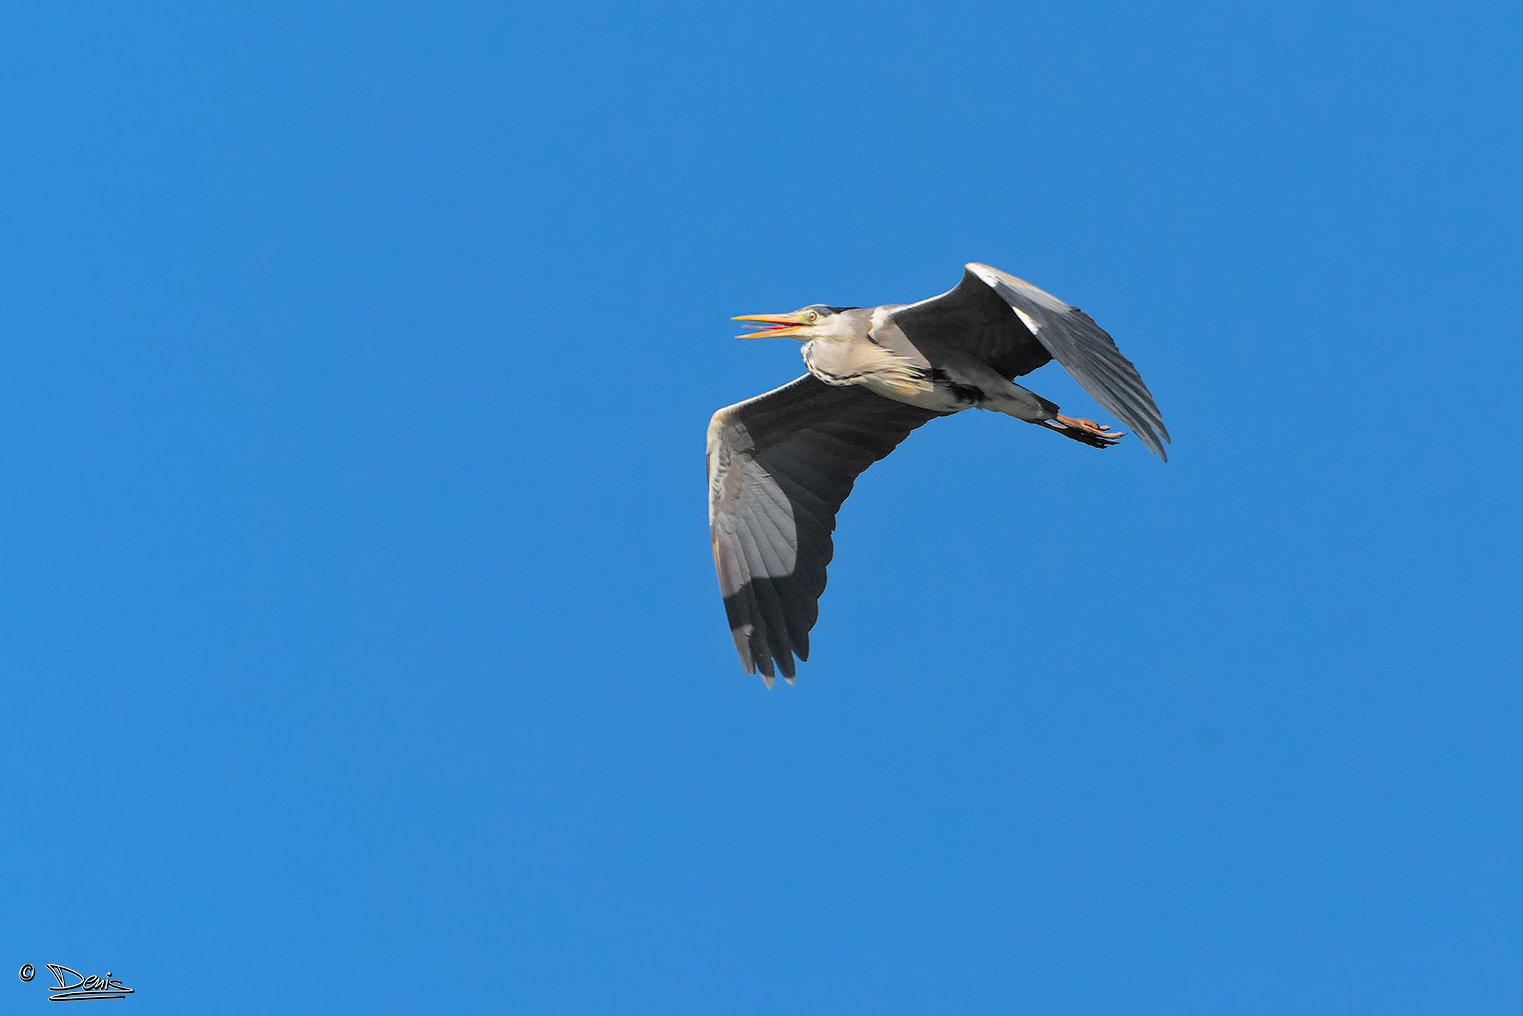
2 2 1520 1012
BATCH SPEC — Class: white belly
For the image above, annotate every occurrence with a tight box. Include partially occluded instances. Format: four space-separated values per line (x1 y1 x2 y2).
801 339 967 412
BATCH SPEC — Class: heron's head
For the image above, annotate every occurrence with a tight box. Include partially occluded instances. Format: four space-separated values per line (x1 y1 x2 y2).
732 304 860 342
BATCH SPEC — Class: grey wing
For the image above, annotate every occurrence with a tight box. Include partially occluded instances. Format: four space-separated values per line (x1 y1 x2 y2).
707 375 944 684
888 266 1055 380
966 262 1172 460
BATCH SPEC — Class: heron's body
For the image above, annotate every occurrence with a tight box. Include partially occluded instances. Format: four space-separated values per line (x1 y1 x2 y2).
803 305 1056 419
709 263 1170 685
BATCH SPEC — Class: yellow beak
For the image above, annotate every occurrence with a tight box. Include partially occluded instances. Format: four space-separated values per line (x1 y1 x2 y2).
732 311 810 340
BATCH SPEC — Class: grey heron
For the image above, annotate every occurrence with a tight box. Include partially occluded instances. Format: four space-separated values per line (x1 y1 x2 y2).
708 263 1169 685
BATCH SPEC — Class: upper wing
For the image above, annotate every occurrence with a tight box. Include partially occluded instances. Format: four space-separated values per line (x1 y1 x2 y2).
889 267 1054 380
965 263 1171 460
707 375 944 684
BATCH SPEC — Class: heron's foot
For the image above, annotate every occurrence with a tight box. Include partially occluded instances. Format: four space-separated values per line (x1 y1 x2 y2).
1043 414 1123 449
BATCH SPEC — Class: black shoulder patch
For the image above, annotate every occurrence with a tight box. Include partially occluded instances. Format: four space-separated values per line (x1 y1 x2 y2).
930 368 983 403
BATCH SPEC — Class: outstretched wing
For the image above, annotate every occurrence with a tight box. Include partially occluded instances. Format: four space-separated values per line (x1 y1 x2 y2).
965 263 1171 460
707 375 944 684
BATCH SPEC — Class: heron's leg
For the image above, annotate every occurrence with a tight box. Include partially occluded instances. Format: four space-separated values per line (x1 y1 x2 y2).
978 378 1060 421
972 375 1122 447
972 373 1120 448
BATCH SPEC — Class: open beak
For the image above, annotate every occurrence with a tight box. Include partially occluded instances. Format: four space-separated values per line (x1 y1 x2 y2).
732 311 810 340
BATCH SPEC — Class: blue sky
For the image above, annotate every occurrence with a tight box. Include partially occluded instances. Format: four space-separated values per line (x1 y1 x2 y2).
1 1 1519 1012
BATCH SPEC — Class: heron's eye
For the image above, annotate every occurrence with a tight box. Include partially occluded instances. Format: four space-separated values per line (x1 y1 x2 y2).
806 311 819 323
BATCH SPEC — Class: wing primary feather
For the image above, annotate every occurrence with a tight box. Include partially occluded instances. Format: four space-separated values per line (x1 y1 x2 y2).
732 501 795 673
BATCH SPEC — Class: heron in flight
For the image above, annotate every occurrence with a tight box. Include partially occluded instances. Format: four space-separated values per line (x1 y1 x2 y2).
708 263 1169 685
